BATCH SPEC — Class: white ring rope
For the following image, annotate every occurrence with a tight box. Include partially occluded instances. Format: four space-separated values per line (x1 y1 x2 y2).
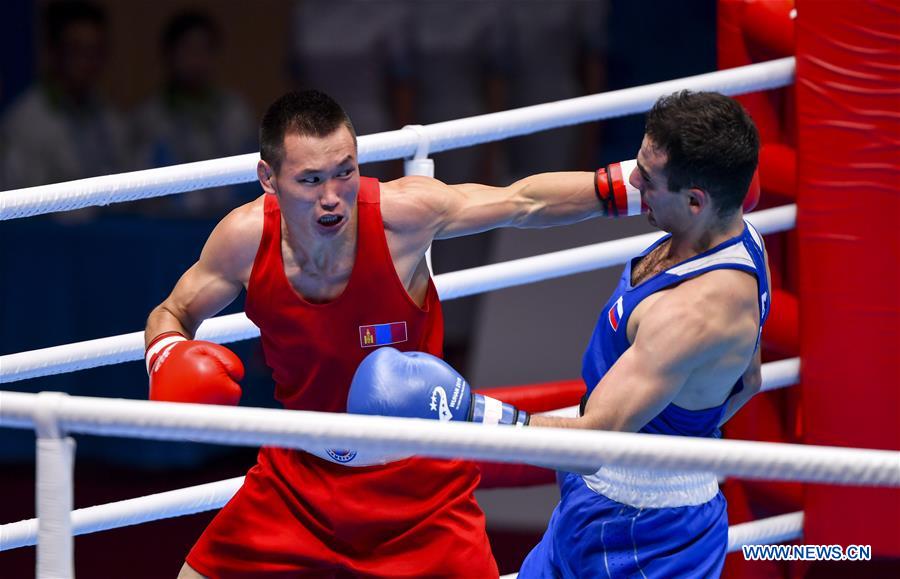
0 205 796 383
760 358 800 392
1 477 244 551
0 456 802 553
0 360 801 552
727 511 804 551
2 392 898 487
0 58 794 220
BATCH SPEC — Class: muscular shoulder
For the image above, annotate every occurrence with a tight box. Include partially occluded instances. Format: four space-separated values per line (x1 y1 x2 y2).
380 176 452 234
672 269 757 321
644 270 758 352
201 195 266 282
684 268 758 307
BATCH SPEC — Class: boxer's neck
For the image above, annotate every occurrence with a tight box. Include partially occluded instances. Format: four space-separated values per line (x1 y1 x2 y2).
666 210 744 262
281 206 358 277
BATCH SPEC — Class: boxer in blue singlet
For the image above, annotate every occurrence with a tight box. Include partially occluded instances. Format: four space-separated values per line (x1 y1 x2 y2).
519 91 770 578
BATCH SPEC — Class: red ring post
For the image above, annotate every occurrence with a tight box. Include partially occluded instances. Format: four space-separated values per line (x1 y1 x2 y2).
796 0 900 556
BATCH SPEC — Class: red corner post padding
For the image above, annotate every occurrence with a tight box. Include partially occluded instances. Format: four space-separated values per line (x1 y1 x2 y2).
475 380 585 414
759 143 797 201
717 0 791 143
474 380 586 488
796 0 900 555
741 0 795 60
762 288 799 356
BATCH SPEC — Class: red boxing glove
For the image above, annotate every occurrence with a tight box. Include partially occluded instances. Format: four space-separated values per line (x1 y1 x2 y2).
595 159 644 217
146 331 244 406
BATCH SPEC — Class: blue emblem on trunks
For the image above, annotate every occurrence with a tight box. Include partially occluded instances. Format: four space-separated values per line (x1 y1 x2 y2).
325 448 358 463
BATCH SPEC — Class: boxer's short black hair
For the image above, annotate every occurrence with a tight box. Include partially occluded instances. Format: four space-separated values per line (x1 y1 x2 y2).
259 90 357 171
645 90 759 217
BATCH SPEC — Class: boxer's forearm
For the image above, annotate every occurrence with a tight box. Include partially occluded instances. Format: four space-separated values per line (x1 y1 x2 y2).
506 171 603 228
145 303 196 347
494 415 597 474
505 157 644 226
528 414 586 429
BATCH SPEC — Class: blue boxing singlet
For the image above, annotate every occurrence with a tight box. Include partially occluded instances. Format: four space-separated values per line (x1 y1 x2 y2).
582 219 770 437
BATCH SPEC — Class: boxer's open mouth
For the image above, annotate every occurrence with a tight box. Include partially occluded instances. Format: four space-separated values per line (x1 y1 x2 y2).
318 215 342 227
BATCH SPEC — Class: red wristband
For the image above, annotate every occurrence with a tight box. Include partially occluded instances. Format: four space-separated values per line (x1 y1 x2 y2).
595 160 643 217
145 331 187 374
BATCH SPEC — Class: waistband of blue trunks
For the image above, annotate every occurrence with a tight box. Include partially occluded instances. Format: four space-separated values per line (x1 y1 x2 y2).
582 465 719 509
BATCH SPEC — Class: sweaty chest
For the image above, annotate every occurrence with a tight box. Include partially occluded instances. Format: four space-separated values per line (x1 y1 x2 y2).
622 242 679 343
281 241 353 303
630 240 677 287
280 237 430 306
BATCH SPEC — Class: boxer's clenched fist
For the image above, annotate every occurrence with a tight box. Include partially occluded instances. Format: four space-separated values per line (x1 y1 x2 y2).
596 160 645 218
146 331 243 405
348 347 529 426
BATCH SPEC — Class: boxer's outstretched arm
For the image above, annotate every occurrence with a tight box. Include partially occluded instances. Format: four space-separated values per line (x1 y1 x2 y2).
384 172 602 243
440 172 604 237
145 204 259 346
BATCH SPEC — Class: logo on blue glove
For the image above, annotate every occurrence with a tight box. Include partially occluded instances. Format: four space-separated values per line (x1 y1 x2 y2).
430 377 467 421
326 448 359 463
430 386 452 421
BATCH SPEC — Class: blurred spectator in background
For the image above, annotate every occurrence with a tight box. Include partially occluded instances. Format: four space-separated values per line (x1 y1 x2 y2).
0 0 128 202
131 10 257 219
290 0 410 182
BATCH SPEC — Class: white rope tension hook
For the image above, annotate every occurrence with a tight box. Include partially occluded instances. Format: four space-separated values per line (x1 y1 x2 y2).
401 124 435 177
34 391 70 439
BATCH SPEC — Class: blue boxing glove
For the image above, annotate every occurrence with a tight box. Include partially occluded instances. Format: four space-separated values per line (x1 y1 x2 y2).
348 347 529 426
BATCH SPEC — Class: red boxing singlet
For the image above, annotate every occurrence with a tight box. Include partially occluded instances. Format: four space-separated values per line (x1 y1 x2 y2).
187 178 497 578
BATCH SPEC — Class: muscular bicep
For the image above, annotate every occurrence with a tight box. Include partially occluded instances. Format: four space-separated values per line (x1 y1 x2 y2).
159 259 243 335
582 291 734 432
150 204 259 338
582 315 697 432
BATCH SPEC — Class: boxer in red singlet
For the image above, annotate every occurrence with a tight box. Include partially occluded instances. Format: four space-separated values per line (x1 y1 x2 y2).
144 90 610 578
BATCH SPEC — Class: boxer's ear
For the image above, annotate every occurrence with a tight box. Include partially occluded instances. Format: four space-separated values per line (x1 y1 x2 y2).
685 187 710 216
257 160 277 195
